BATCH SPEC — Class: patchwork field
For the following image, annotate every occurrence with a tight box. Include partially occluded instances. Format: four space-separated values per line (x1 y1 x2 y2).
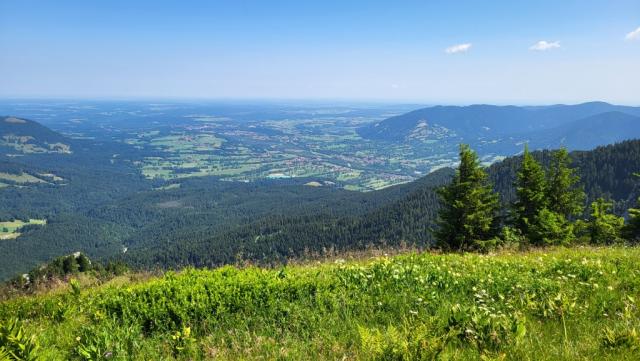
0 172 47 184
0 219 46 240
1 135 71 154
128 119 457 191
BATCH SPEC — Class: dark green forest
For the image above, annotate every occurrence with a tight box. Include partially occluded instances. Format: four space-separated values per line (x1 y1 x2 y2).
121 140 640 270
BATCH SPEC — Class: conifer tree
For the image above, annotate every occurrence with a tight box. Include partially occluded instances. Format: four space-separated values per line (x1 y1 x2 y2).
62 256 79 274
529 208 575 245
546 148 585 218
77 253 91 272
513 145 548 242
623 173 640 242
435 144 499 251
589 198 624 244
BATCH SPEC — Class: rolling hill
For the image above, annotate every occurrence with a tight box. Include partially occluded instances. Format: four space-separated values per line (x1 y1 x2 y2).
358 102 640 151
0 116 72 154
523 111 640 150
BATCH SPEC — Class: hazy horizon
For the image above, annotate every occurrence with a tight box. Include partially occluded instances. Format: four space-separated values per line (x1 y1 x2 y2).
2 97 639 108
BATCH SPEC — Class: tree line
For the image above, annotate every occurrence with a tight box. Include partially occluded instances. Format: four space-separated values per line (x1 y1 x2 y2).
436 144 640 251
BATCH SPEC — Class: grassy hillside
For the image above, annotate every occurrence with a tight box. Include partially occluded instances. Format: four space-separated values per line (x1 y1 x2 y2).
1 247 639 360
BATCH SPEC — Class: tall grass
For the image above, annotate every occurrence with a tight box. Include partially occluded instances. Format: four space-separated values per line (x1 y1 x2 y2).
1 247 639 360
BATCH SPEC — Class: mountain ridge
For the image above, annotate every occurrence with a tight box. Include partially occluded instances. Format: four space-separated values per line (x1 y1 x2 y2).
357 102 640 151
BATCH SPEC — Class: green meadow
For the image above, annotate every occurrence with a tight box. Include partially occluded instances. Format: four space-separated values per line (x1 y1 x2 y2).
1 247 639 360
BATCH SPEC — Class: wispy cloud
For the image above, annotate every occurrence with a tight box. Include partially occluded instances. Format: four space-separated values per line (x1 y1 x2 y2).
626 27 640 41
529 40 561 51
445 43 472 54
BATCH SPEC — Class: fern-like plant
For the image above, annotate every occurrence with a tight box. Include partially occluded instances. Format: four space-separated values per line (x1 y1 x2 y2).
0 319 41 361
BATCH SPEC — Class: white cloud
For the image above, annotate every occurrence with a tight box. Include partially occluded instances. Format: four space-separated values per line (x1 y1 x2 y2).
445 43 472 54
626 27 640 41
529 40 561 51
391 84 399 89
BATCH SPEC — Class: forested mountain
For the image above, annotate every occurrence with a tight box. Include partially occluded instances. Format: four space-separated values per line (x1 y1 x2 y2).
359 105 532 140
357 102 640 151
121 140 640 270
523 111 640 150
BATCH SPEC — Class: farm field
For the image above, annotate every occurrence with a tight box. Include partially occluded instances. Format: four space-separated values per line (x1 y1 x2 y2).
1 135 72 155
1 247 639 360
0 172 47 184
0 219 46 240
128 119 459 191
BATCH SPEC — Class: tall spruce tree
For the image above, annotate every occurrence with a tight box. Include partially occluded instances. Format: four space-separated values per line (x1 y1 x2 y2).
513 145 548 242
435 144 499 251
546 148 585 219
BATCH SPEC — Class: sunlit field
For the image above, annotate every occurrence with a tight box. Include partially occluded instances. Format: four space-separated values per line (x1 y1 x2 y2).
2 247 639 360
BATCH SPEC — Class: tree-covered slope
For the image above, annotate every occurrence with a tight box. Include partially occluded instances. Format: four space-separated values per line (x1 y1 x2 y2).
488 139 640 212
524 111 640 150
122 140 640 270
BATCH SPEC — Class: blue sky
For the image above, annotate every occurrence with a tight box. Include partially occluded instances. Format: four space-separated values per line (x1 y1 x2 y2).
1 0 639 104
